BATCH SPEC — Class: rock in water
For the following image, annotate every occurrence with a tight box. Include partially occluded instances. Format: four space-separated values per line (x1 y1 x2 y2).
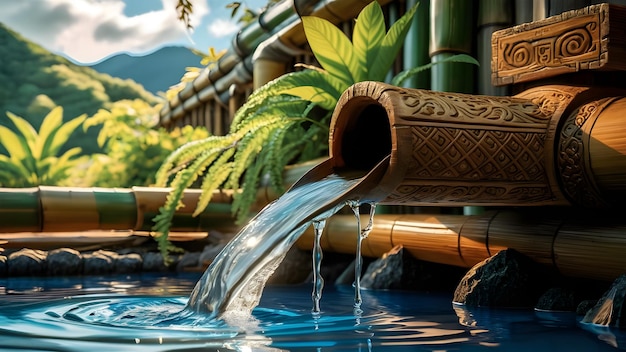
47 248 82 275
453 249 541 307
582 274 626 327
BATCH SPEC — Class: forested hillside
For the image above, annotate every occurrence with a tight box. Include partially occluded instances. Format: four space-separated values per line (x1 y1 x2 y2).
0 23 159 154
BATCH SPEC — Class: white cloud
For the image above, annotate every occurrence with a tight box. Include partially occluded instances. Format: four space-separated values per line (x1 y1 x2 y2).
0 0 209 64
208 18 239 38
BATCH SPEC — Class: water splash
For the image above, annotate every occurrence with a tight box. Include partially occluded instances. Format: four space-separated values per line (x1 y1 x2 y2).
186 175 360 320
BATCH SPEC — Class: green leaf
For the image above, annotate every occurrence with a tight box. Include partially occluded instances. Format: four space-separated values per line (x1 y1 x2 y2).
302 16 361 85
44 114 86 158
6 112 37 153
391 54 479 86
353 1 385 79
0 125 30 161
33 107 64 159
271 70 346 110
368 2 419 81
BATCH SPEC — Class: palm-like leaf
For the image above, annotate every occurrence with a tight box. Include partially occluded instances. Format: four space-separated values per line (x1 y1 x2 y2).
368 2 419 81
302 16 363 85
353 1 386 78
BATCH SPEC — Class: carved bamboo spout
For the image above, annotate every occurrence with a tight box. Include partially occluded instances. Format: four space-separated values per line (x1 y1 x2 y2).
322 81 626 207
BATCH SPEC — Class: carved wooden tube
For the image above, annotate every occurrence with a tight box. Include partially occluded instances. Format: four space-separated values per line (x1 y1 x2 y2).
329 81 626 207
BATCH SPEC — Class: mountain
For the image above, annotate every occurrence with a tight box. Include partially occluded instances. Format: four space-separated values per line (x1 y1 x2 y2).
90 46 202 94
0 23 159 154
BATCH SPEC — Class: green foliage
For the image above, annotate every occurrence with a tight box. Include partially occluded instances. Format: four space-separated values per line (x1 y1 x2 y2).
81 100 209 188
0 107 89 187
152 1 425 259
0 23 158 155
154 1 478 261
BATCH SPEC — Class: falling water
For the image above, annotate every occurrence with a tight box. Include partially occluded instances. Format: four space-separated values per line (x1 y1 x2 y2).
186 174 362 320
311 218 326 316
349 201 377 315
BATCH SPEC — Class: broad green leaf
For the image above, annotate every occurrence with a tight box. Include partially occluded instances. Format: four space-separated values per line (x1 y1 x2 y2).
0 125 30 161
35 106 64 159
368 2 419 81
45 114 86 157
353 1 385 79
0 155 31 181
302 16 360 85
273 70 346 109
6 112 37 152
391 54 479 86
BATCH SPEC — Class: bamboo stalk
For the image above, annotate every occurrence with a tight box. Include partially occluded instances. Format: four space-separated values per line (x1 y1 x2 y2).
297 209 626 282
429 0 475 93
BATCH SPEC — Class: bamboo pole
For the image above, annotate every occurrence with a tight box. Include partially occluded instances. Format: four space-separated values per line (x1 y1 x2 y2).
429 0 475 93
402 0 430 89
296 209 626 281
0 159 319 233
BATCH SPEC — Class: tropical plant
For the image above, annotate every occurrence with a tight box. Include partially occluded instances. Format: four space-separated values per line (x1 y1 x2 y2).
0 107 89 187
81 99 209 188
152 1 478 260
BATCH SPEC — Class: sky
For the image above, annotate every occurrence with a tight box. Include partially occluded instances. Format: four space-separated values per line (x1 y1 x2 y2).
0 0 267 64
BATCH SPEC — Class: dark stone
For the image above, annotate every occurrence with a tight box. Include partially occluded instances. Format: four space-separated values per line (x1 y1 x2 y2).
360 245 465 291
8 249 47 276
535 287 577 311
582 274 626 327
47 248 82 276
577 299 598 316
176 252 202 271
0 255 6 276
115 253 143 274
142 252 169 272
83 250 117 275
360 245 418 290
453 249 542 307
268 247 312 284
198 243 227 267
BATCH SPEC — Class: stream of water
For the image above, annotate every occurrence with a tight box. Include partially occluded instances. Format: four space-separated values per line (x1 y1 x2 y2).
186 174 363 320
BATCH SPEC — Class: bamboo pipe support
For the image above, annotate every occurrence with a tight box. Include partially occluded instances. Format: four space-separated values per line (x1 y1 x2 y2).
296 209 626 282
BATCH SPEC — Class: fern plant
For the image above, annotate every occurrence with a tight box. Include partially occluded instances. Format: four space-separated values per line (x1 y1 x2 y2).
152 1 478 260
0 107 89 187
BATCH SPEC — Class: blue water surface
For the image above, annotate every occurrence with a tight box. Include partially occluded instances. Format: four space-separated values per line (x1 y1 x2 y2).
0 273 620 351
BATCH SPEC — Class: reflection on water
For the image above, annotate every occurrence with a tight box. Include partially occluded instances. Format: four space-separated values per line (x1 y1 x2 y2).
0 274 621 351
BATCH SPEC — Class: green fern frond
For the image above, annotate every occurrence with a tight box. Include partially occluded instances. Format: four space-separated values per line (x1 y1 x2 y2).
226 119 288 191
193 148 236 216
231 155 264 222
151 144 235 260
154 135 232 186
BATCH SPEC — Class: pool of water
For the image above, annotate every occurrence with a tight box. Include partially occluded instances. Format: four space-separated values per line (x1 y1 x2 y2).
0 273 621 351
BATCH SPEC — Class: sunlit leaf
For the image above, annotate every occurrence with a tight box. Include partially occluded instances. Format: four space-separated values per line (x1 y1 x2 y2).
368 2 419 81
353 1 385 78
302 16 361 85
34 106 63 159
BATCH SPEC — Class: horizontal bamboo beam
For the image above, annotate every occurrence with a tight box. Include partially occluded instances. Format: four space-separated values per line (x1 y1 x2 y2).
0 160 318 233
296 209 626 282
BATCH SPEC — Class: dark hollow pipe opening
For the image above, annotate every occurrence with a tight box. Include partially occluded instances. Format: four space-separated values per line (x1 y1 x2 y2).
338 103 392 171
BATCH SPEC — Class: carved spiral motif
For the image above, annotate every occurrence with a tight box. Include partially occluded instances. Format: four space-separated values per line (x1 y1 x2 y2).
504 42 533 68
556 27 592 58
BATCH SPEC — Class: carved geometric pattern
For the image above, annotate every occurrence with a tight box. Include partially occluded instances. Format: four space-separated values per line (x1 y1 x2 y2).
556 97 617 207
407 126 546 182
386 183 552 204
491 3 620 85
